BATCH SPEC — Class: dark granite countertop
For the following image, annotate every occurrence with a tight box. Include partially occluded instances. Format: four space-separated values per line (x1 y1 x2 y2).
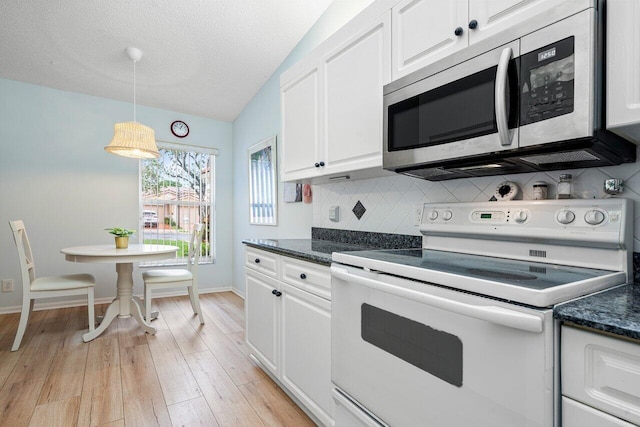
243 228 422 266
242 239 376 266
554 284 640 341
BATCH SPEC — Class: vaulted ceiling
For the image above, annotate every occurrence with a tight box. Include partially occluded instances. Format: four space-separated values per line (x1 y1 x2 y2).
0 0 332 121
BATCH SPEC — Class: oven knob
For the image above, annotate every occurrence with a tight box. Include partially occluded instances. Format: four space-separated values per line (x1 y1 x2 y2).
513 209 528 223
556 209 575 224
428 210 438 221
442 210 453 221
584 210 605 225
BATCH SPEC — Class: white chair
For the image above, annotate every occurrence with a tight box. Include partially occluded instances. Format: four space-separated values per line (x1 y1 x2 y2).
142 223 205 324
9 220 95 352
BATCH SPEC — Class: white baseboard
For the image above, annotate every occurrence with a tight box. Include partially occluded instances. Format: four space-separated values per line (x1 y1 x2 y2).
0 287 234 315
231 288 245 300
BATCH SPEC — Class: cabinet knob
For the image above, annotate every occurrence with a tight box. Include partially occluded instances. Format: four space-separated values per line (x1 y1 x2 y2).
254 258 260 263
272 290 282 297
315 162 320 168
454 26 463 36
300 273 307 279
468 19 478 29
319 161 325 167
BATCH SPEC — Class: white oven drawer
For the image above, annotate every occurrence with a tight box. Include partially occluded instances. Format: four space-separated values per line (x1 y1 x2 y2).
561 326 640 426
331 263 554 427
245 247 278 278
281 257 331 300
332 388 386 427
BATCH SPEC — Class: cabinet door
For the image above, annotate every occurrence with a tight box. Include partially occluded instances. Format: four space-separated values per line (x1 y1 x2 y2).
280 283 333 426
468 0 566 44
606 0 640 143
281 67 322 181
321 12 391 176
245 269 280 374
392 0 468 80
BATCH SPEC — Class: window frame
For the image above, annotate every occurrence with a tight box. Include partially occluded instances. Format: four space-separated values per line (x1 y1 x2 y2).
248 135 278 225
138 141 218 267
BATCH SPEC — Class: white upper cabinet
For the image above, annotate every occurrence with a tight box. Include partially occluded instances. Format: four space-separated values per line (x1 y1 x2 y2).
391 0 565 80
280 10 391 183
322 13 391 177
607 0 640 143
468 0 566 44
392 0 467 80
281 67 322 180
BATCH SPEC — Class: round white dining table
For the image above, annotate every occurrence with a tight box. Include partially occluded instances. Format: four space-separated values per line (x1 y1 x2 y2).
60 244 178 342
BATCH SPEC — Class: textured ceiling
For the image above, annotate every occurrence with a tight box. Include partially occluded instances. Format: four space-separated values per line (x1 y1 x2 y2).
0 0 332 122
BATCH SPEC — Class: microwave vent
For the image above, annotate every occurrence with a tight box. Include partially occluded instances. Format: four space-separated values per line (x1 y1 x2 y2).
405 168 455 179
519 151 600 166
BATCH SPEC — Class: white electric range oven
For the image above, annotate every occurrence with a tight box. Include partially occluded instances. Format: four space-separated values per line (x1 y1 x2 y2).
331 198 632 427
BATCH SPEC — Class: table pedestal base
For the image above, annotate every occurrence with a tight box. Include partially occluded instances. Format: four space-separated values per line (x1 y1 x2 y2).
83 262 157 342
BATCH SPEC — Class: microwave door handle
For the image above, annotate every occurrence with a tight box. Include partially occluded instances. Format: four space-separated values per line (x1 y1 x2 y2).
331 266 543 333
495 47 513 146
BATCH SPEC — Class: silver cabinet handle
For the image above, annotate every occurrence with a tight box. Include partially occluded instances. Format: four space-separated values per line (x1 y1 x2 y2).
331 266 543 333
495 47 513 147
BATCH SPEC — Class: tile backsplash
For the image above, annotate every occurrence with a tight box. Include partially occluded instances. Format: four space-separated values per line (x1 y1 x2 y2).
313 162 640 251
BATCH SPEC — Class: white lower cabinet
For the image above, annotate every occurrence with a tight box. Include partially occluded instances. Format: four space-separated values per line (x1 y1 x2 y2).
245 269 279 374
561 326 640 426
281 283 333 424
245 247 333 426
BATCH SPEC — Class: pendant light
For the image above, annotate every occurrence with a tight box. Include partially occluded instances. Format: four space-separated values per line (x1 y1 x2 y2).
105 47 160 159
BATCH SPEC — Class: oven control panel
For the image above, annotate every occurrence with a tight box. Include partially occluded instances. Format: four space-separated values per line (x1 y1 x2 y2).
418 199 632 247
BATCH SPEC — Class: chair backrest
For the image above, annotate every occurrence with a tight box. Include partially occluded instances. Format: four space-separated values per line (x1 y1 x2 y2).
187 223 204 275
9 220 36 290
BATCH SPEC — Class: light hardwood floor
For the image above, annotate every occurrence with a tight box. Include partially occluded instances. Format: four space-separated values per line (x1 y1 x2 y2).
0 292 315 427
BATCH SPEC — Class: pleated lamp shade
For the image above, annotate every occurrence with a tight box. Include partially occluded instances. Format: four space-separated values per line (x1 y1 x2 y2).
105 121 160 159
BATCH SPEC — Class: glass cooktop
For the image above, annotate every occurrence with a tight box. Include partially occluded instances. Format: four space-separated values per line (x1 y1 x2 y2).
333 248 626 307
343 248 613 290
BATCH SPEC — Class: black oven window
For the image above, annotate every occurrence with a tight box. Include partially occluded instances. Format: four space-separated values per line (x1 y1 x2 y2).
361 303 463 387
388 59 518 151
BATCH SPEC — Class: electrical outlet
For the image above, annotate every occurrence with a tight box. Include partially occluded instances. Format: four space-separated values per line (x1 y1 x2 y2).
414 203 424 226
2 279 14 293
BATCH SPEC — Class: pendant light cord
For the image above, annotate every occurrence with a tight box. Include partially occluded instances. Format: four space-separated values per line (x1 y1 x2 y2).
133 59 137 123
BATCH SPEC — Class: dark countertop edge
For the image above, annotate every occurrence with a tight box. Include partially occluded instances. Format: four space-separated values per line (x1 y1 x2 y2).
554 284 640 341
242 240 332 266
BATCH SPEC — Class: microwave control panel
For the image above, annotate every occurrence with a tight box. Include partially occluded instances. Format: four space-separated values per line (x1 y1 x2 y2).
520 36 575 126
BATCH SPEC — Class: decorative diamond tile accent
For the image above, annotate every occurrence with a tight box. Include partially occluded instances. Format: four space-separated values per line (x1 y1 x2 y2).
352 200 366 220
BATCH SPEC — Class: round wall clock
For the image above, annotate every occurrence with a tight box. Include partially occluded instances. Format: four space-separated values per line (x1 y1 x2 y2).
171 120 189 138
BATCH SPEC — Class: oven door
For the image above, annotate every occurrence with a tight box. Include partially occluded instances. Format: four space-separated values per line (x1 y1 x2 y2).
383 40 520 170
331 264 554 427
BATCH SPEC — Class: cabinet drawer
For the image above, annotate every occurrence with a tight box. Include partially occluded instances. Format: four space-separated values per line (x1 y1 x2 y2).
245 247 279 277
562 326 640 426
281 257 331 300
563 397 635 427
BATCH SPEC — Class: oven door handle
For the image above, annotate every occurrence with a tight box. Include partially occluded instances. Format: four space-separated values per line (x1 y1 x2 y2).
331 266 543 333
495 46 513 147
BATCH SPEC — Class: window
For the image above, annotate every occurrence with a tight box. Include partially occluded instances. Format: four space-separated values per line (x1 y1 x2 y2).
139 142 217 266
248 136 277 225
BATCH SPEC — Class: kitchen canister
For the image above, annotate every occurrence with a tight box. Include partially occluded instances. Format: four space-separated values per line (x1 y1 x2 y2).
533 181 548 200
557 174 572 199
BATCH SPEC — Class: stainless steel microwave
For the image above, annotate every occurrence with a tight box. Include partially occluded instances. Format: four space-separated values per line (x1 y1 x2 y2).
383 4 635 181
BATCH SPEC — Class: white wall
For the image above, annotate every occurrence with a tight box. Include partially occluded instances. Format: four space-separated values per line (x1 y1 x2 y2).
0 78 233 311
231 0 376 296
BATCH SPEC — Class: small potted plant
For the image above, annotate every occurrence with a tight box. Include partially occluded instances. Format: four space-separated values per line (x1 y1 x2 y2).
105 227 136 249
